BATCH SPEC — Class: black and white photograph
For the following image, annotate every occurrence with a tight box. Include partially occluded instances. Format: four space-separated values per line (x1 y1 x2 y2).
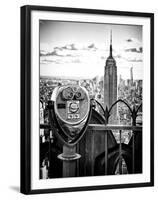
20 5 154 194
39 21 143 178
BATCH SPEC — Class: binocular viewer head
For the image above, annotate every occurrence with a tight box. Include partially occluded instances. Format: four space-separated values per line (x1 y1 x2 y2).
51 85 90 125
51 85 91 145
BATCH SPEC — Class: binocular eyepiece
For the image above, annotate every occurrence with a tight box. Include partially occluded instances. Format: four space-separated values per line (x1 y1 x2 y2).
51 85 91 145
51 85 90 125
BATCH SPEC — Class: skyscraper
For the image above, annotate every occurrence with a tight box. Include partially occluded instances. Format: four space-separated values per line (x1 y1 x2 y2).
104 30 117 123
130 66 133 86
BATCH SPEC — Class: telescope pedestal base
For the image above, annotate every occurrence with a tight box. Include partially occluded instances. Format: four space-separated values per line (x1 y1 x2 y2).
57 145 81 177
57 153 81 161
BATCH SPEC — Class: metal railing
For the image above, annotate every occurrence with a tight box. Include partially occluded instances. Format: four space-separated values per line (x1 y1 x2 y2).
40 99 142 176
40 123 142 175
88 124 142 174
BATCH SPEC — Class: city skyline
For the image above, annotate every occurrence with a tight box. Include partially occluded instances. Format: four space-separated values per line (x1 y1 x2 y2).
40 21 143 80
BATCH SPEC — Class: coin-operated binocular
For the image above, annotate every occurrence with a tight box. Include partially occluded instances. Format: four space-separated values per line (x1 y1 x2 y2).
49 85 92 147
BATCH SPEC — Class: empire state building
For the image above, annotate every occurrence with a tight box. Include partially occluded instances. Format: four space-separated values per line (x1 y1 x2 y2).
104 31 117 123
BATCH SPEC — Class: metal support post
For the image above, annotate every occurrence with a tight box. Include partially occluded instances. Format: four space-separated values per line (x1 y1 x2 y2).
58 145 81 177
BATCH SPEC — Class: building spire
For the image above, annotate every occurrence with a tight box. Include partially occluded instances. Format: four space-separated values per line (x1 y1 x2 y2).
110 29 112 57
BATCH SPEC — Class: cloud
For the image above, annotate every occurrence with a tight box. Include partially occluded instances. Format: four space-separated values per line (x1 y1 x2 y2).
40 49 76 57
125 47 143 53
40 44 82 58
87 43 97 51
126 37 140 44
115 54 122 59
71 59 81 63
40 41 143 66
126 58 142 62
139 47 143 53
62 43 78 50
126 38 133 42
124 37 142 53
46 50 64 57
40 50 47 56
40 43 99 57
54 47 64 51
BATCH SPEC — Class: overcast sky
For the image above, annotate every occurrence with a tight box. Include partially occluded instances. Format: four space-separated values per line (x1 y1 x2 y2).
40 20 143 80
